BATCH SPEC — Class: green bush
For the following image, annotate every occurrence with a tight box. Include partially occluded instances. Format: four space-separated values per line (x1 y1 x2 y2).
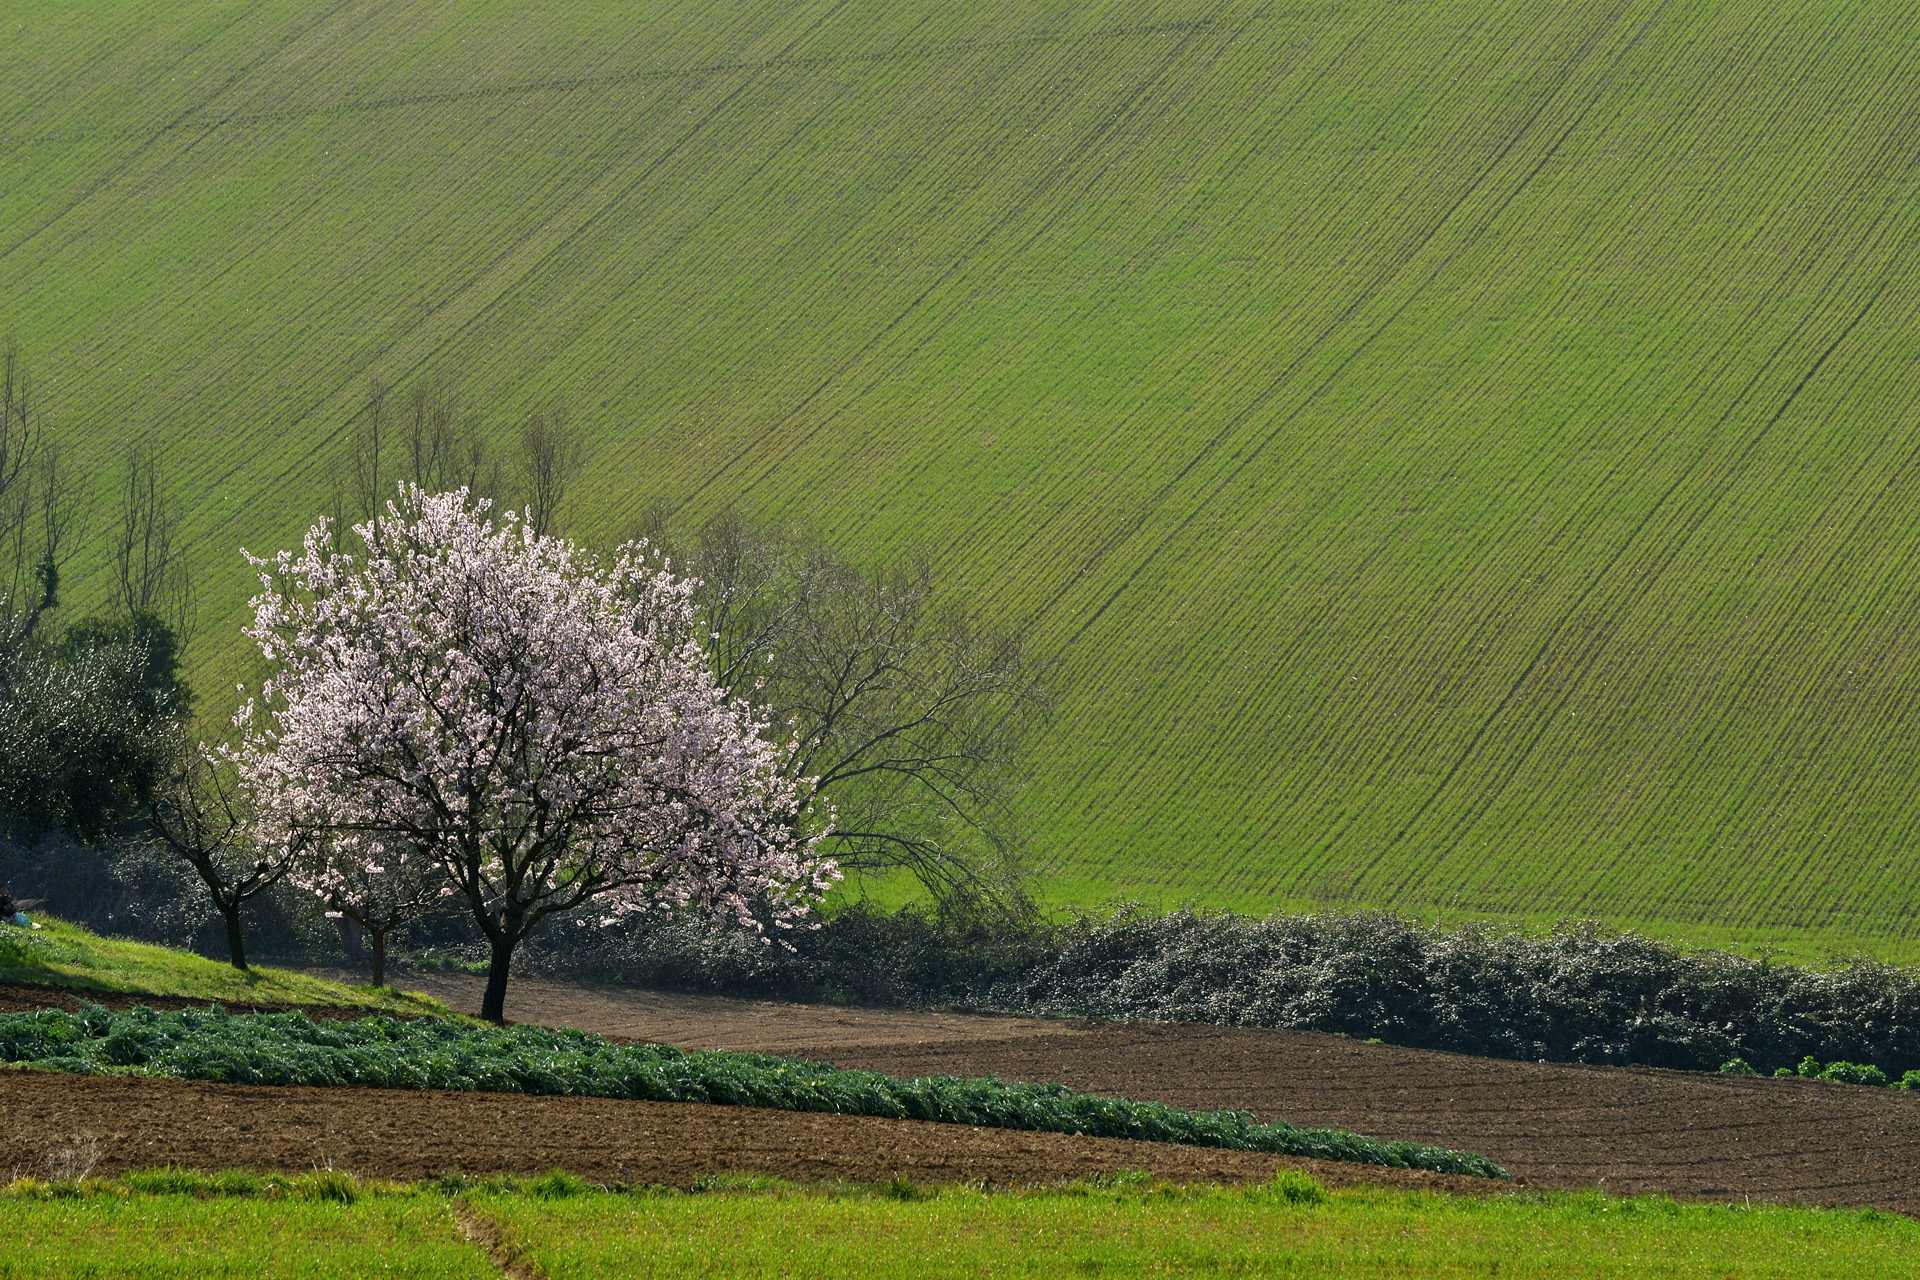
1782 1057 1892 1086
1718 1058 1756 1075
1817 1061 1888 1087
0 1003 1507 1179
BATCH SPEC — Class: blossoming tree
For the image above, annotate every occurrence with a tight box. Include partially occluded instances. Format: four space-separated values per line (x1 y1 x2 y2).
235 487 836 1021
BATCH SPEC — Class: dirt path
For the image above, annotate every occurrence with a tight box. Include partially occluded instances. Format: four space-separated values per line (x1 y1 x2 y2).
379 971 1920 1214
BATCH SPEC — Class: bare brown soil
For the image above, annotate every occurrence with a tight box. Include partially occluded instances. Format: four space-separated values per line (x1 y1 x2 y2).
2 1070 1486 1195
801 1025 1920 1214
12 970 1920 1211
349 969 1077 1052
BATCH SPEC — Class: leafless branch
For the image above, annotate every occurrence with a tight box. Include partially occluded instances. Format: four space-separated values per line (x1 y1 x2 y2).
145 747 295 970
334 380 504 539
0 341 80 658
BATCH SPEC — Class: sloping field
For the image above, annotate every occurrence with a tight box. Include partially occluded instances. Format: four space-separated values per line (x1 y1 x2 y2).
6 0 1920 949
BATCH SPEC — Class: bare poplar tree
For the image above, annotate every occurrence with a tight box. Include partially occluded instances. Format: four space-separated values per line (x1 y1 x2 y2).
404 381 499 497
519 406 583 536
340 381 391 535
332 380 501 537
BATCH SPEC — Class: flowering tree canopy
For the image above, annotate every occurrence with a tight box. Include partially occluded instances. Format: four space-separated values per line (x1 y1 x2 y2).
234 487 836 1021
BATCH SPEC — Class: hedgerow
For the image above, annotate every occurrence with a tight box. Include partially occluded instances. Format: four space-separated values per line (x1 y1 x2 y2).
0 1003 1507 1179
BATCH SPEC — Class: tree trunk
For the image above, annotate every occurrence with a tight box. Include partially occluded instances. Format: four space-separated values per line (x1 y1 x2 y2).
369 928 387 989
222 903 248 971
481 931 514 1023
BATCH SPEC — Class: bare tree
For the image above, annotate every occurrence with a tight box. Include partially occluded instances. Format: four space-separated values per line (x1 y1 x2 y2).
404 380 499 498
143 747 297 971
659 513 1054 915
519 405 583 536
112 441 194 645
0 343 79 660
330 380 397 542
332 380 502 538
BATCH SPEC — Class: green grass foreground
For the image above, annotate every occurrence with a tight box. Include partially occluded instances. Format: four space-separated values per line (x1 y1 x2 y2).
0 918 450 1018
10 0 1920 954
0 1173 492 1280
1 1172 1912 1279
0 1002 1506 1178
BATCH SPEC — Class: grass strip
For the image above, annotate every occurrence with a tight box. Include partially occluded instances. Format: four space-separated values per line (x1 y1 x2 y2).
0 1002 1506 1178
0 1181 491 1280
478 1178 1920 1280
9 1168 1917 1280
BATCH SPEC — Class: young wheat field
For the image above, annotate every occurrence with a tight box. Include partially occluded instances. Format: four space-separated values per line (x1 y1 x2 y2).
6 0 1920 952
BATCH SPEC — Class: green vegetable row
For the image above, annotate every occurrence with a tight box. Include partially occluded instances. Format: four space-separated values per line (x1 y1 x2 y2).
0 1004 1508 1180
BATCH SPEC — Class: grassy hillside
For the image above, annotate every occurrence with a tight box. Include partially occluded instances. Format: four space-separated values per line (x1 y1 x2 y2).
6 0 1920 953
0 917 452 1014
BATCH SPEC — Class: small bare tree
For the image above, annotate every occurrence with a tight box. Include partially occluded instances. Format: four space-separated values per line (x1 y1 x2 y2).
518 405 583 536
332 380 502 539
113 441 194 646
658 513 1054 915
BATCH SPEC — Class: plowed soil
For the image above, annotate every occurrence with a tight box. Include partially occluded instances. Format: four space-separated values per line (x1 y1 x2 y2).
9 972 1920 1212
376 971 1920 1214
3 1071 1486 1195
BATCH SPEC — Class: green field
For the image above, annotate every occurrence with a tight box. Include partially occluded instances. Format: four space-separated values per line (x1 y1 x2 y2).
4 1175 1915 1279
7 0 1920 951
